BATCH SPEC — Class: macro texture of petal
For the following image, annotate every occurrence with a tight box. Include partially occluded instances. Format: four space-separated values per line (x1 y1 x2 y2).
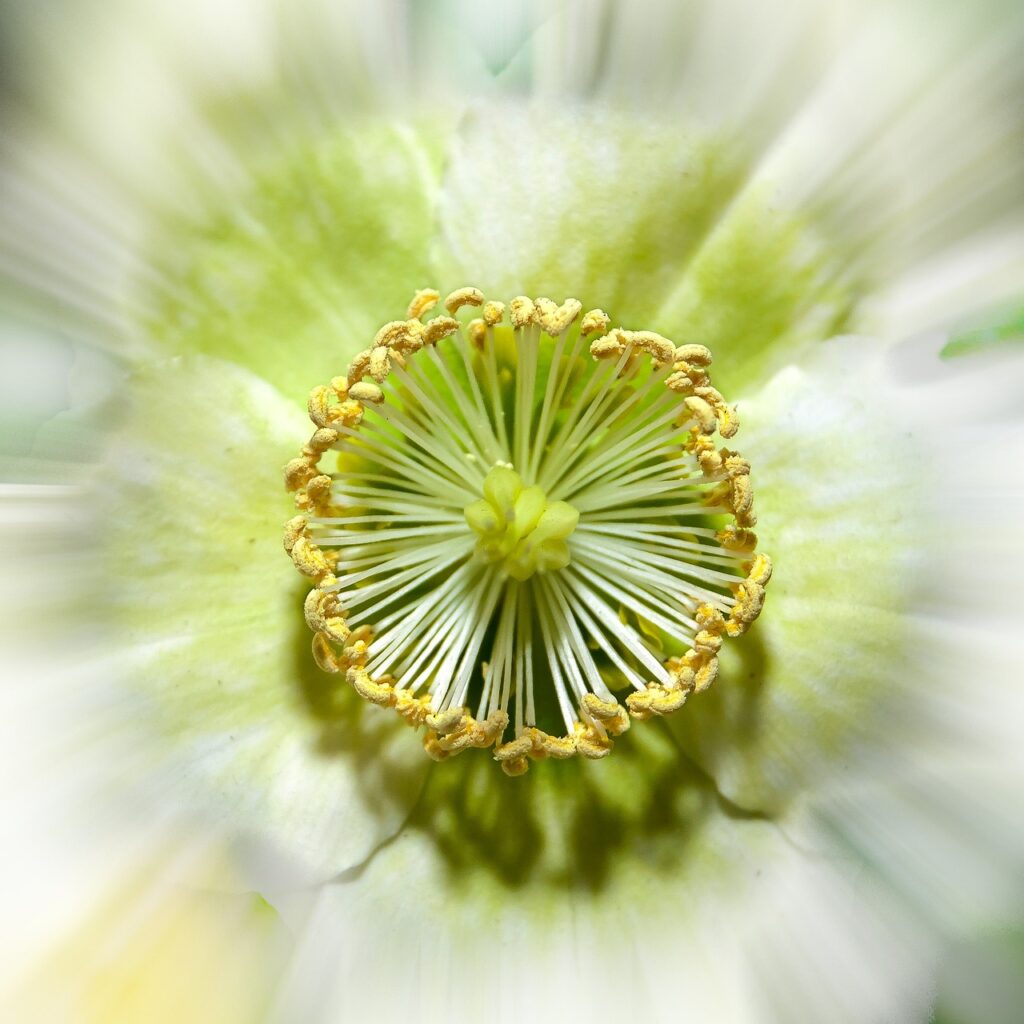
433 106 857 396
147 120 449 404
98 355 430 878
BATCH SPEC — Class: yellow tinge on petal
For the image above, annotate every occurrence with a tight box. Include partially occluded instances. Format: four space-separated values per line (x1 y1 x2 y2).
283 288 770 774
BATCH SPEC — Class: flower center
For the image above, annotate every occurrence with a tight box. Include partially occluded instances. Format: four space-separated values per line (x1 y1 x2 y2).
283 287 771 775
464 466 579 581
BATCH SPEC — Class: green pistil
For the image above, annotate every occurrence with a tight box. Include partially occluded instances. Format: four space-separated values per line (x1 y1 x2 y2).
464 465 579 582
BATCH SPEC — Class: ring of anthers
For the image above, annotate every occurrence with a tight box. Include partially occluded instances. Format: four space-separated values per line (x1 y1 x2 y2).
283 287 771 776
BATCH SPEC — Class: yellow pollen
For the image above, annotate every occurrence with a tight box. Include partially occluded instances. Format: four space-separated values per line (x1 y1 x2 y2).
282 285 771 775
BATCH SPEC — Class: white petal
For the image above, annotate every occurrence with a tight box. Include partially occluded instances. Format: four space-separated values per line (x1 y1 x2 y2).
92 355 431 880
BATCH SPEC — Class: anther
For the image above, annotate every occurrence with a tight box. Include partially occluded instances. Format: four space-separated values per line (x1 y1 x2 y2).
349 382 384 404
407 288 440 320
509 296 536 328
580 309 610 336
444 287 485 313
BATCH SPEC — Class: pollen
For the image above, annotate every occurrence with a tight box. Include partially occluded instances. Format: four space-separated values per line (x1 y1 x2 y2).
283 287 770 774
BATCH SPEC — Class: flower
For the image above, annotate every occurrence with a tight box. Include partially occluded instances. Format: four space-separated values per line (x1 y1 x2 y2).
3 1 1024 1022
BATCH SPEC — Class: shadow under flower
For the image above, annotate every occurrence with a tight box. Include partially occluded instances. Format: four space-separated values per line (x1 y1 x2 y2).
291 579 775 895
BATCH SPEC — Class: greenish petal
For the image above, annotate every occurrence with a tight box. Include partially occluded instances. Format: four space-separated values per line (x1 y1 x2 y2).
667 336 922 812
98 355 430 878
433 107 859 396
651 187 859 396
432 107 750 327
941 302 1024 359
146 119 450 406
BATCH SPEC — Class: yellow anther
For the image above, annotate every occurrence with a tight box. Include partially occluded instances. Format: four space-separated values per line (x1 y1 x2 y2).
684 396 718 434
335 400 364 427
467 318 487 350
590 333 625 359
311 631 342 673
580 309 610 336
437 726 480 753
695 604 726 632
348 624 373 648
726 581 766 637
630 330 676 364
407 288 440 321
718 525 758 552
306 474 332 507
283 515 307 553
422 315 461 345
480 710 510 744
368 319 425 357
693 630 723 655
308 427 339 454
730 474 755 521
674 343 713 367
717 404 740 439
534 296 583 335
444 287 485 313
493 734 534 761
308 384 337 428
283 457 317 492
509 296 536 328
747 553 773 587
534 731 576 759
347 349 373 385
574 724 613 759
349 381 384 404
423 735 450 761
723 454 750 478
369 346 391 382
650 685 689 715
693 656 719 693
290 535 331 579
347 667 395 707
500 756 530 777
426 707 465 735
373 321 412 350
436 711 507 753
394 689 432 726
678 363 710 389
694 384 725 407
670 665 697 693
581 693 630 735
625 688 655 720
482 301 505 326
303 587 349 644
665 370 695 394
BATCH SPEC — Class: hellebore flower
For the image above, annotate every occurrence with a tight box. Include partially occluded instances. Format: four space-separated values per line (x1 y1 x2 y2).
3 2 1024 1022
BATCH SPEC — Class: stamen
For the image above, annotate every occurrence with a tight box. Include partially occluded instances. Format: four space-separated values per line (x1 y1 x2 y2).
283 287 770 774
